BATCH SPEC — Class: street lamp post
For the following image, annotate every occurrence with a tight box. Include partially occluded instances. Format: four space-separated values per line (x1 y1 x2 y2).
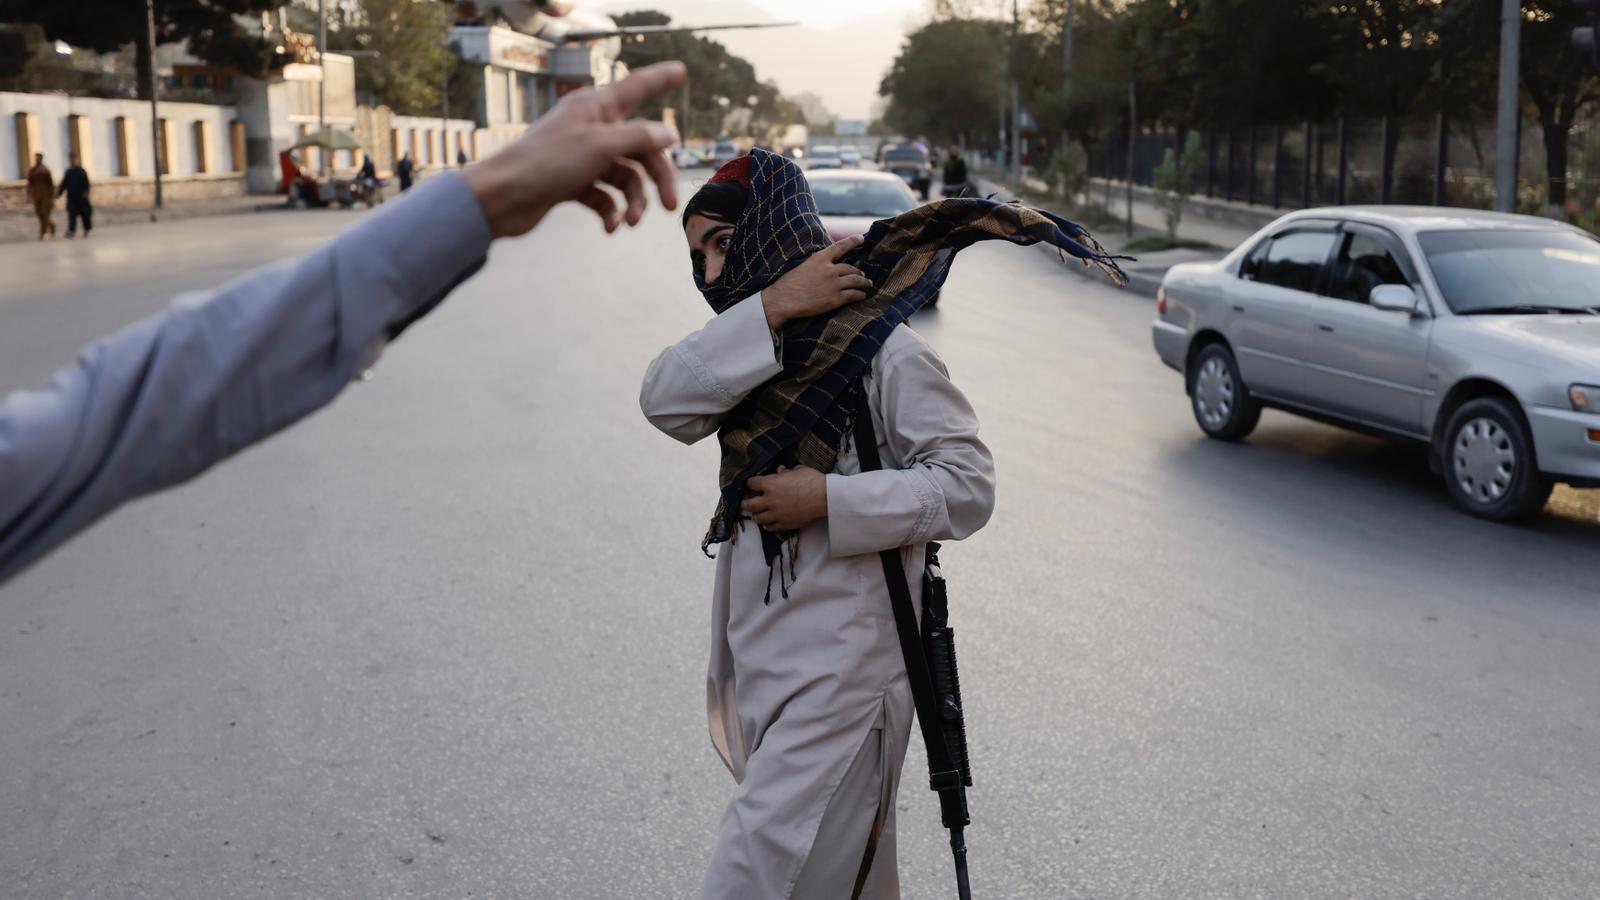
144 0 162 214
317 0 327 176
1493 0 1520 212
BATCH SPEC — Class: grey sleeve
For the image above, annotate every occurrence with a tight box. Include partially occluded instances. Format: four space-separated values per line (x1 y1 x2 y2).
0 171 492 585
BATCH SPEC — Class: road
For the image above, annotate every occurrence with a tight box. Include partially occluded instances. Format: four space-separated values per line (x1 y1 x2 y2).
1 178 1597 898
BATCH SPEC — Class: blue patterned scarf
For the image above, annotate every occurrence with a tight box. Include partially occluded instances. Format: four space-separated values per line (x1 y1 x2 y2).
694 148 1127 564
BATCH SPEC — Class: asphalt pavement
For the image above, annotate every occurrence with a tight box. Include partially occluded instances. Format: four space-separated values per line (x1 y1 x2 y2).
1 176 1597 898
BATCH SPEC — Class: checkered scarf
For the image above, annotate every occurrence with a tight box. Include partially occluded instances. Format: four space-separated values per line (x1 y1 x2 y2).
694 149 1127 558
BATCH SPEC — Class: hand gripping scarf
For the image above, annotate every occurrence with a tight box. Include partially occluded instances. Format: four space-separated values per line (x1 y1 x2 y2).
693 149 1127 589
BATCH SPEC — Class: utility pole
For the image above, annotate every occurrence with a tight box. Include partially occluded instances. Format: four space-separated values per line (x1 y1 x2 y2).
144 0 162 214
1009 0 1022 184
317 0 327 176
1493 0 1519 212
1126 79 1135 236
1062 0 1073 145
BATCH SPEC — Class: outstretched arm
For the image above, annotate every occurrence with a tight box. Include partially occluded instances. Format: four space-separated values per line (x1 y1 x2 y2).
0 62 688 586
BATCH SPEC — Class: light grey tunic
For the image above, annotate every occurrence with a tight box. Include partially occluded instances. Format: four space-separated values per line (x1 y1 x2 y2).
640 295 996 899
0 173 491 585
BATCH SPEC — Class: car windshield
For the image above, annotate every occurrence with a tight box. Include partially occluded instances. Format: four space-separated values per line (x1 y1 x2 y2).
812 147 839 158
885 149 927 164
1420 229 1600 314
810 179 918 217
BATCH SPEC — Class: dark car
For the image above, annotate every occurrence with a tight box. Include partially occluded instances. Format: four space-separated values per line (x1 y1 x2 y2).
882 145 933 200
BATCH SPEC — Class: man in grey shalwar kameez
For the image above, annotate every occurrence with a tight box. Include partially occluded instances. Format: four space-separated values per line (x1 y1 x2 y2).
641 167 997 897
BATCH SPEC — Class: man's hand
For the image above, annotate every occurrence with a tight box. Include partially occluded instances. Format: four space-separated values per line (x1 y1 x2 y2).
761 236 874 330
462 62 687 238
743 466 828 532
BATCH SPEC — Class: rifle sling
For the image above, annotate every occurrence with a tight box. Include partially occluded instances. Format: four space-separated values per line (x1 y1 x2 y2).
850 404 963 786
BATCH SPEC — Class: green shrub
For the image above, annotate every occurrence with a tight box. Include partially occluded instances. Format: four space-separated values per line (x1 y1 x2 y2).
1152 133 1204 241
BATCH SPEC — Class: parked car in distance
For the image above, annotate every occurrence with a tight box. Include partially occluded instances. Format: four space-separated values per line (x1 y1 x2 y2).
710 139 741 168
672 146 710 168
839 147 861 168
807 169 939 307
881 145 932 199
1151 206 1600 521
808 145 843 169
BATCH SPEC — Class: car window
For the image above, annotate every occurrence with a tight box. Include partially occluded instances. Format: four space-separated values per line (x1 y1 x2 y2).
810 179 918 217
1252 229 1337 293
1419 229 1600 313
1322 232 1409 303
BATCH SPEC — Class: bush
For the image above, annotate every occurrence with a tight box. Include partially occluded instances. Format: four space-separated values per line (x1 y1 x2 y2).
1049 141 1088 204
1152 133 1205 241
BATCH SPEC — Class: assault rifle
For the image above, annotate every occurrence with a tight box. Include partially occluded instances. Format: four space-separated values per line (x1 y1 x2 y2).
852 407 975 900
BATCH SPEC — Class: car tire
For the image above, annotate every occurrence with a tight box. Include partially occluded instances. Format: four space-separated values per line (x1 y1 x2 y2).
1440 397 1553 521
1187 343 1261 441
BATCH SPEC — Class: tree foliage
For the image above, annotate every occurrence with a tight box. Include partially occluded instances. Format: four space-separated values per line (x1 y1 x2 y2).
612 10 800 140
880 0 1598 213
878 18 1004 145
0 0 278 98
319 0 460 117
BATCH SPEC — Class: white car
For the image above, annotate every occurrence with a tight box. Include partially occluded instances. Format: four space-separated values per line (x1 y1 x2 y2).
839 147 861 168
1152 206 1600 520
807 145 842 170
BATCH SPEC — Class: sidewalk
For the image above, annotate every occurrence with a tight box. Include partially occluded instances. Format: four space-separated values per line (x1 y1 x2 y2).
976 174 1266 298
2 193 283 244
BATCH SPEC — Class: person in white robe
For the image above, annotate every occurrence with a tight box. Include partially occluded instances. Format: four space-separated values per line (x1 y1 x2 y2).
640 173 996 899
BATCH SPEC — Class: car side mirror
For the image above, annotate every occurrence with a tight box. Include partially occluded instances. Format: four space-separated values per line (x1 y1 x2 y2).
1369 284 1420 315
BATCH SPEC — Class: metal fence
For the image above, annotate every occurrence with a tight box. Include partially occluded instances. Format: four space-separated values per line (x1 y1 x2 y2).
1089 110 1600 222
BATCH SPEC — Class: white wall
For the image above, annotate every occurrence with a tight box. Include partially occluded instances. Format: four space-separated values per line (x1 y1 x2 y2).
1 92 237 182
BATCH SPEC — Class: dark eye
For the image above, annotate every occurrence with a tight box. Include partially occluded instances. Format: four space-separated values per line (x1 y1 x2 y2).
716 235 731 251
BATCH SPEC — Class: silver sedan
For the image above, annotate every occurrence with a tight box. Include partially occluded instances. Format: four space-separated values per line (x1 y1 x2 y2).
1152 206 1600 520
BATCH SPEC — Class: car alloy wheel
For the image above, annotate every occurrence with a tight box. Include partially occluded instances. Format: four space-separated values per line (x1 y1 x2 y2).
1452 416 1515 504
1194 356 1234 431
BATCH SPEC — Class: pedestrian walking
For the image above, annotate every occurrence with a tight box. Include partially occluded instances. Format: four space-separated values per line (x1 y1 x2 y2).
57 153 92 238
940 146 969 198
0 62 687 585
397 152 414 192
457 148 468 168
642 149 1125 899
26 153 55 239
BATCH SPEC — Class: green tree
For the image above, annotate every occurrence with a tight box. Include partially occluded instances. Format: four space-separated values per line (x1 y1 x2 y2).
613 10 795 140
1519 1 1600 214
1152 131 1204 239
0 0 277 100
879 18 1005 147
323 0 458 117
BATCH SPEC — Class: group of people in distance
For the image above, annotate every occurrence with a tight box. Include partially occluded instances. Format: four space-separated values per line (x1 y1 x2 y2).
25 152 92 240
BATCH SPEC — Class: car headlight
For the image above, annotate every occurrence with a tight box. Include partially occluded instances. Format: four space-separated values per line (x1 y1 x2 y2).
1572 384 1598 411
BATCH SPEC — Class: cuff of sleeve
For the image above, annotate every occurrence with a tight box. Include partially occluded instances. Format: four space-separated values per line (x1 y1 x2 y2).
826 470 933 557
675 294 785 403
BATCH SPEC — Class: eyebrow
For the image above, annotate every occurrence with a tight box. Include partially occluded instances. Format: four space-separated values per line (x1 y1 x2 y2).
696 223 733 249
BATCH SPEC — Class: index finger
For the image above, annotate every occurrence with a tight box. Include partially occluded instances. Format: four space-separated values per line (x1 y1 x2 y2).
824 234 863 262
596 62 688 120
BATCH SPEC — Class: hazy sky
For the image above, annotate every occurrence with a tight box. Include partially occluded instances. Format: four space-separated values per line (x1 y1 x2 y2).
598 0 929 119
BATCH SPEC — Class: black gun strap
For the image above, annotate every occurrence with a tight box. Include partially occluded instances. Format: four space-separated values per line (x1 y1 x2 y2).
850 407 962 784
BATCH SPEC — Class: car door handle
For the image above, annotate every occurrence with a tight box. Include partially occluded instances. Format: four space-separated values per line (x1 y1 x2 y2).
1316 323 1335 332
1231 304 1245 312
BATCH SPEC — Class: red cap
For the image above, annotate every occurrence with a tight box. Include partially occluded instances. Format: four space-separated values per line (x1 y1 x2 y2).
709 155 752 187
